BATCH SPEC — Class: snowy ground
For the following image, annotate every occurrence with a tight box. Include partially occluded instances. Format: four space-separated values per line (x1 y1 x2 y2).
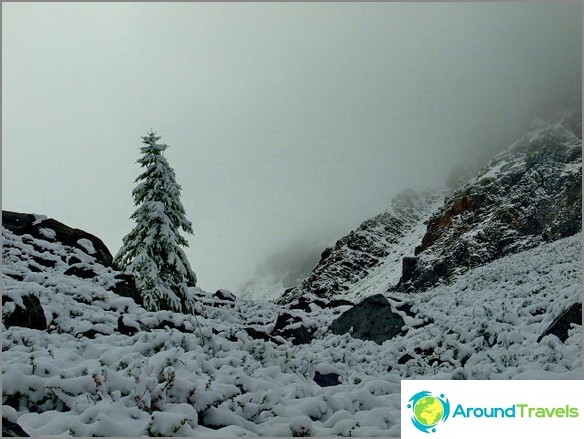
2 226 581 436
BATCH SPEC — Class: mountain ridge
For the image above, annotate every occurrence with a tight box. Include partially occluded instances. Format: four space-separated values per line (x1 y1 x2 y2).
269 109 582 304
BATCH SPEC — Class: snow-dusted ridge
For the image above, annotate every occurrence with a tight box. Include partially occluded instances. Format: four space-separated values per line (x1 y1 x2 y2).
2 213 581 436
278 188 447 304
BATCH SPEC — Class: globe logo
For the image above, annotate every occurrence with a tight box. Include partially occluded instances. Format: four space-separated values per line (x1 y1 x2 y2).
408 391 450 433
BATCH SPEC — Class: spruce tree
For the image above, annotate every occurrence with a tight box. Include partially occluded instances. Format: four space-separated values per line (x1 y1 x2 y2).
114 131 197 313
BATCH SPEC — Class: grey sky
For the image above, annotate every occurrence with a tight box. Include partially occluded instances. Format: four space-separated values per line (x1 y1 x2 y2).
2 2 581 293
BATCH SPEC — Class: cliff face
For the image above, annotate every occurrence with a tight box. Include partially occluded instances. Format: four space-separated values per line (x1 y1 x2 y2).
278 189 444 304
397 112 582 293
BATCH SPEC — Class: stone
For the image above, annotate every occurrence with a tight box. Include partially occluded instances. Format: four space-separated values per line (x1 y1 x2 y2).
397 353 414 365
537 302 582 343
2 212 113 267
2 294 47 331
329 294 405 344
313 371 340 387
214 289 236 301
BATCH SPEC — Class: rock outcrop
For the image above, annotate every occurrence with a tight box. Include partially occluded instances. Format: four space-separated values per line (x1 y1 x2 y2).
279 189 443 304
397 112 582 293
3 211 113 267
329 294 405 344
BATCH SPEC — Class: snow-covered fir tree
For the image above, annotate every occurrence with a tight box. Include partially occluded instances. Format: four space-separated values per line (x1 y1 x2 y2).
114 131 197 313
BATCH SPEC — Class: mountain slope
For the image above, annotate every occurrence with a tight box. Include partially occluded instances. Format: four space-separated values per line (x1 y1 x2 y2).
278 188 445 304
279 111 581 304
398 111 582 293
2 213 581 437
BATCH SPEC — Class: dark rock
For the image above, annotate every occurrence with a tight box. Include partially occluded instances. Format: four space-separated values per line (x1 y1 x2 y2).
414 347 434 357
64 264 98 279
289 296 326 312
329 294 405 344
2 294 47 331
2 211 40 231
67 256 82 266
26 264 42 273
243 327 283 345
214 289 236 301
271 313 314 346
537 302 582 343
313 371 340 387
30 254 57 268
117 315 139 336
3 212 113 267
398 353 414 365
325 299 354 309
4 273 24 282
2 418 29 437
111 273 142 305
401 257 418 283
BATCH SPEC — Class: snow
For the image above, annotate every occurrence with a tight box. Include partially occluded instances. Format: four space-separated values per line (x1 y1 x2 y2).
76 238 95 254
39 228 56 240
346 213 435 301
31 214 48 225
2 219 581 436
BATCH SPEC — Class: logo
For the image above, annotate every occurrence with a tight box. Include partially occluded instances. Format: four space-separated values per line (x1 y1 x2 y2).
408 391 451 433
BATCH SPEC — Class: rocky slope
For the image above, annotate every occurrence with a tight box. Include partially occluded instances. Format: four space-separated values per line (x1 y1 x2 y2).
397 110 582 293
278 188 445 304
279 110 582 303
2 205 581 436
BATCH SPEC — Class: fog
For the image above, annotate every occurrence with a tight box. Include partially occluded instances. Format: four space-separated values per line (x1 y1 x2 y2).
2 3 581 293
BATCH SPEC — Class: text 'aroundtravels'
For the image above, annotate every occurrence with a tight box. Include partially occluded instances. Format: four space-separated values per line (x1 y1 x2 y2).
452 404 579 419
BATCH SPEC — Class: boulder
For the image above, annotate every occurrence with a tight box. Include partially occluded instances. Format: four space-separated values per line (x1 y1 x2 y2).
214 289 236 301
2 294 47 331
537 302 582 343
2 212 113 267
329 294 405 344
313 371 340 387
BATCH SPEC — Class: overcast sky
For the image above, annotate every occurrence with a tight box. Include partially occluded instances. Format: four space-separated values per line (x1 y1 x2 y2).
2 2 581 293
